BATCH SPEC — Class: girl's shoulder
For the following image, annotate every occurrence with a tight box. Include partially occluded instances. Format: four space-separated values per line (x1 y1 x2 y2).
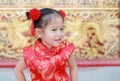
60 40 75 49
23 44 34 51
23 44 38 62
23 43 37 58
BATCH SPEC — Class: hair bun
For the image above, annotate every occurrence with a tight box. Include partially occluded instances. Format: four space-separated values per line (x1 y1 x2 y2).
29 8 41 21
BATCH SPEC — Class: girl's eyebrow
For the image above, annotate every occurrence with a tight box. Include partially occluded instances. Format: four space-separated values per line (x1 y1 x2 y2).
59 25 66 28
50 25 66 28
62 25 66 27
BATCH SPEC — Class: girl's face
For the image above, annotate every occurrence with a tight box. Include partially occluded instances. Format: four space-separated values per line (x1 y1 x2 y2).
40 16 65 49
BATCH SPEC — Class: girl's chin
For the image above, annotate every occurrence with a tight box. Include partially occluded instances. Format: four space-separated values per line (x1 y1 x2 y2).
53 43 61 47
52 40 62 47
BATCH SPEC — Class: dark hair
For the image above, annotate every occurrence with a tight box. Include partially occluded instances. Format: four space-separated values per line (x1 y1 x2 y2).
26 8 62 28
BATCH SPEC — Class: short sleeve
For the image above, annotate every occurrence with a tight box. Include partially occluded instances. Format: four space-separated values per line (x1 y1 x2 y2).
23 45 34 66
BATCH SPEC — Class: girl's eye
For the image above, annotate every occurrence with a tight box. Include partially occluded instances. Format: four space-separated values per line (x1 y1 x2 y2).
52 29 56 31
60 28 64 31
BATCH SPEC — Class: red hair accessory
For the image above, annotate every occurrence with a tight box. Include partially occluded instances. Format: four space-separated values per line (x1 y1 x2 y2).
58 10 66 19
29 8 41 21
29 8 41 36
30 21 35 36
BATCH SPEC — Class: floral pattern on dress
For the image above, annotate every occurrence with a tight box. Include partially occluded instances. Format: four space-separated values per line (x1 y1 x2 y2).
24 39 74 81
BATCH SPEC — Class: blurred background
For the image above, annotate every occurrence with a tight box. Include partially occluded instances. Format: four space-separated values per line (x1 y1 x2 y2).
0 0 120 81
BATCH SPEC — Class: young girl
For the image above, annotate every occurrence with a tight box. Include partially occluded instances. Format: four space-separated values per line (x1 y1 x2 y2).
14 8 78 81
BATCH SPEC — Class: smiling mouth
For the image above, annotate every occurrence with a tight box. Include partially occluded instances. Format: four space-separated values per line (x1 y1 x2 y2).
55 38 62 42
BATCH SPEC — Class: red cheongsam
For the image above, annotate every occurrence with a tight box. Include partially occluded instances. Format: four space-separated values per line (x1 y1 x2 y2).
24 39 74 81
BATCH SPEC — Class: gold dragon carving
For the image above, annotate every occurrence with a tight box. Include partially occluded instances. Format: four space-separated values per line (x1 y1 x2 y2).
0 0 119 60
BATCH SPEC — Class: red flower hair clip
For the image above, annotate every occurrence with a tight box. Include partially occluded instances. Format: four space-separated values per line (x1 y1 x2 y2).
58 10 66 19
30 21 35 36
28 8 41 36
29 8 41 21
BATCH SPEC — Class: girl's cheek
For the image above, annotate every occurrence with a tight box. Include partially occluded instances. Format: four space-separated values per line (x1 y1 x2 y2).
62 32 65 36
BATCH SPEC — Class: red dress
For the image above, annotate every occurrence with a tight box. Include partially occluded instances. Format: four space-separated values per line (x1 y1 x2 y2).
23 40 74 81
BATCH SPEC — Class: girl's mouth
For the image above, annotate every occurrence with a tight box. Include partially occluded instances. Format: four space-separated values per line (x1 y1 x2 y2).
55 38 62 42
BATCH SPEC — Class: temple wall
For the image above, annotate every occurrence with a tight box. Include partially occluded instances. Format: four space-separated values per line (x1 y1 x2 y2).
0 0 120 65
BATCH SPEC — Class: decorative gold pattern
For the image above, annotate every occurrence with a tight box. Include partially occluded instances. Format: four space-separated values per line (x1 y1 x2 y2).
64 10 119 60
0 0 119 60
0 0 119 8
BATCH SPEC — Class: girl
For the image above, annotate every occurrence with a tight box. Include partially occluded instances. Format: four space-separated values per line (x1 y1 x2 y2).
14 8 78 81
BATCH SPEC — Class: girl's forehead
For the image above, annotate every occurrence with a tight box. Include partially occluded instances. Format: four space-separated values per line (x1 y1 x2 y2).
47 15 63 23
45 18 64 29
41 14 63 28
50 14 63 20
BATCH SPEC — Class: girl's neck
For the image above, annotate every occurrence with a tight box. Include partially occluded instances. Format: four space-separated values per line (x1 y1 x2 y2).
38 38 52 50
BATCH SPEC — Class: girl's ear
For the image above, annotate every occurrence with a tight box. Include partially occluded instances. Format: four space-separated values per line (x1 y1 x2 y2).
35 28 43 38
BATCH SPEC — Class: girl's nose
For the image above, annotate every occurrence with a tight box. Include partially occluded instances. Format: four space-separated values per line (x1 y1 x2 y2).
56 30 63 37
56 31 61 36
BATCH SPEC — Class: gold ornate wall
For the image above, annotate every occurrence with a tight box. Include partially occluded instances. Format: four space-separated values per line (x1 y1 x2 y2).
0 0 120 62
